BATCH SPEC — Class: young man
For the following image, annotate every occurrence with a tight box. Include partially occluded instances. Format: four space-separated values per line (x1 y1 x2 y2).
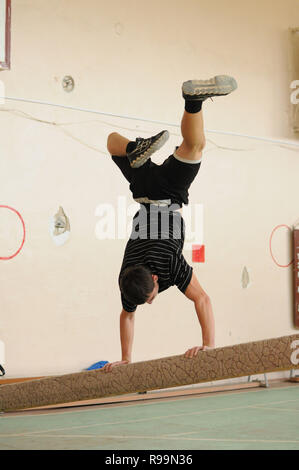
104 75 237 372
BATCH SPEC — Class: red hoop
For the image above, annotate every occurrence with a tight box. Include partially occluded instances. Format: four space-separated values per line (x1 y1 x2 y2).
269 224 293 268
0 205 26 260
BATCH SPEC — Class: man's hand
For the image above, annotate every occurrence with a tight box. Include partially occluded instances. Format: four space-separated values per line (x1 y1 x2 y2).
184 345 214 358
102 360 130 373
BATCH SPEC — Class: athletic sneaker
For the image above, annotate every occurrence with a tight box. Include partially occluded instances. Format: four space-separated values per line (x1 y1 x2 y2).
127 130 169 168
182 75 237 101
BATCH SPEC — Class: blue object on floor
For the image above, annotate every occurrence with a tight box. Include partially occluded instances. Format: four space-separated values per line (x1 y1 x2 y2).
85 361 109 371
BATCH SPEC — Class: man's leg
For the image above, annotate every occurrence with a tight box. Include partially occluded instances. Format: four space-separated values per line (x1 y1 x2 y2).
175 109 206 162
107 131 169 190
107 132 130 157
108 131 169 169
107 133 134 184
176 76 237 162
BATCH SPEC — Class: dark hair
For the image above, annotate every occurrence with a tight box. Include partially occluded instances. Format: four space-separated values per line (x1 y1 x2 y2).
120 265 154 305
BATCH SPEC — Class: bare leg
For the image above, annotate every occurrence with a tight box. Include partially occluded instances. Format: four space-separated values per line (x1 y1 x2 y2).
107 132 130 157
175 109 206 162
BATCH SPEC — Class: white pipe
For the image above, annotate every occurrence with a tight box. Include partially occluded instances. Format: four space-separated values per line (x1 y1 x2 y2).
1 95 299 148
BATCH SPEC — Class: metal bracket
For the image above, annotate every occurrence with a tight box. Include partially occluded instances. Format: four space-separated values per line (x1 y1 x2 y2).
289 369 299 381
62 75 75 93
248 373 269 388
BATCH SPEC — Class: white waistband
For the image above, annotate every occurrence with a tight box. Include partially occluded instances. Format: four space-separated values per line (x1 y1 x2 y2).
134 197 172 207
173 148 202 164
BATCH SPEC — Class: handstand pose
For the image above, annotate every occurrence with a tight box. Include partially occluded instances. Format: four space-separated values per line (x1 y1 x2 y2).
104 76 237 371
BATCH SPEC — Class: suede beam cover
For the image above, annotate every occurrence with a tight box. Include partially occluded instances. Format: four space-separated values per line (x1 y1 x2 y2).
1 334 299 412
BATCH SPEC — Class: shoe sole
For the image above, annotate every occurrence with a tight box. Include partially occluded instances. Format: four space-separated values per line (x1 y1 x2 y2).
130 130 169 168
182 75 237 100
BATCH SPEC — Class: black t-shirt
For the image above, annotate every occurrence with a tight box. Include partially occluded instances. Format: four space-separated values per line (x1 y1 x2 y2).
119 206 193 312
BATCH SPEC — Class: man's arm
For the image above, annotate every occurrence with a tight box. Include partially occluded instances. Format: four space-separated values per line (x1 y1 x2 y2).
120 309 135 362
103 309 135 372
184 272 215 357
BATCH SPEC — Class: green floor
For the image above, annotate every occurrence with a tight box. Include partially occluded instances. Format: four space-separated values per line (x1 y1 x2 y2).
0 385 299 450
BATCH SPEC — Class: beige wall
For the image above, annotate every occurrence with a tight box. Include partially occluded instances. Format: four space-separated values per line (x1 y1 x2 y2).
0 0 299 378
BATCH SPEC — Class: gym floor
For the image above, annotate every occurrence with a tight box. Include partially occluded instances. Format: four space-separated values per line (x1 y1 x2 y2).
0 382 298 450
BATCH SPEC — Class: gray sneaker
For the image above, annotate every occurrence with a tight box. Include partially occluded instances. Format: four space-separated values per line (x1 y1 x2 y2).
182 75 237 101
127 130 169 168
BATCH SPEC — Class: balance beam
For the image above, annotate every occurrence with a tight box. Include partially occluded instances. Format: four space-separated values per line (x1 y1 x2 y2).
1 334 299 412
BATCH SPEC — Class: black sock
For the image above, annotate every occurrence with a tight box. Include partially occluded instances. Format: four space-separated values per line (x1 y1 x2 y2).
184 100 203 114
126 141 137 154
